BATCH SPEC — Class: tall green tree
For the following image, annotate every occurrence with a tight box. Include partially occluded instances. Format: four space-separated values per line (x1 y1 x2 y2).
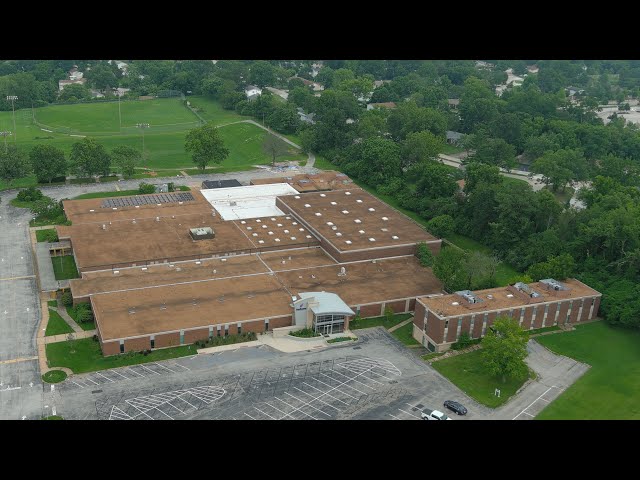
531 148 589 191
69 138 111 178
262 134 289 166
248 61 276 87
481 317 529 383
29 144 66 183
185 123 230 172
0 145 31 186
111 145 141 178
401 130 445 169
432 246 467 292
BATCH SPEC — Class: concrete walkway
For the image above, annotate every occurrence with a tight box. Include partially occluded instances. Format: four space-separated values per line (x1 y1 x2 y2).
56 306 83 333
37 329 96 345
387 316 414 333
257 331 357 353
34 242 58 292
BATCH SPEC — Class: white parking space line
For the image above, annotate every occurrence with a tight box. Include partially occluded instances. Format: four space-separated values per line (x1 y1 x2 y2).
312 376 358 400
253 407 276 420
318 372 367 395
94 371 114 383
166 401 185 414
302 382 349 405
328 368 376 390
398 408 419 418
83 376 99 385
153 362 176 373
173 363 190 371
71 381 85 388
274 396 319 420
124 367 145 377
292 386 341 410
388 413 401 420
244 412 256 420
263 401 296 420
109 369 128 379
139 365 162 376
512 386 552 420
283 392 332 416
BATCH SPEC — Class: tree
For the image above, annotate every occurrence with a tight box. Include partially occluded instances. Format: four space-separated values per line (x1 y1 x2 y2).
470 137 517 170
266 104 301 134
248 61 276 88
416 242 435 267
401 130 444 169
138 182 156 194
481 316 529 383
432 246 467 292
342 137 402 188
463 162 502 193
0 145 31 186
262 134 289 166
30 196 63 219
384 306 394 323
29 145 66 183
111 145 141 178
86 63 117 91
184 123 230 172
413 162 458 199
461 251 497 289
58 83 91 102
600 280 640 328
69 138 111 178
531 148 589 192
425 214 454 238
526 253 576 281
387 102 447 140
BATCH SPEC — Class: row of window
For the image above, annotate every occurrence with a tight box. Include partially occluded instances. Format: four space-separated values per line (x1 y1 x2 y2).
426 297 597 344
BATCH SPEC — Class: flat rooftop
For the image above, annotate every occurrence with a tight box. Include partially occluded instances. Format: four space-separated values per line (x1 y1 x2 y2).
85 252 442 341
93 273 293 341
58 212 255 271
418 278 601 318
251 170 353 192
63 191 213 225
233 214 319 248
277 188 438 251
199 183 299 220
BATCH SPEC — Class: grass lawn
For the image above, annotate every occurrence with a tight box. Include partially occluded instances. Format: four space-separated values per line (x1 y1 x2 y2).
66 305 96 331
47 299 58 308
45 309 74 336
46 338 196 374
36 229 58 242
543 185 575 205
391 322 421 346
0 174 38 192
72 189 139 200
350 313 412 330
51 255 79 280
41 370 67 383
43 415 64 420
441 144 465 155
535 322 640 420
10 198 37 209
432 349 534 408
327 336 357 344
187 96 250 125
445 233 520 286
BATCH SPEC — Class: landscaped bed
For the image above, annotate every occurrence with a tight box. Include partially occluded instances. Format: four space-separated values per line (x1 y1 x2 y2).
41 370 68 383
432 349 534 408
46 338 195 374
36 229 59 242
65 305 96 331
193 332 257 348
289 328 321 338
327 336 356 344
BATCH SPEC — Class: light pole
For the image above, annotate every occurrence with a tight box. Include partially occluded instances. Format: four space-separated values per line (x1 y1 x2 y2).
6 96 18 144
136 123 150 167
0 131 10 152
118 92 122 131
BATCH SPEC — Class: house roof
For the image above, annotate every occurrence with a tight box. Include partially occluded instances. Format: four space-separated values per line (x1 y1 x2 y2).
298 292 355 316
446 130 464 141
368 102 397 109
448 98 460 105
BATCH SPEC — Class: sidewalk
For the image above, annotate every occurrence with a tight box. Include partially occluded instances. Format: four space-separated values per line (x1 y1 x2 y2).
256 331 357 353
56 305 83 333
37 330 96 345
387 316 414 333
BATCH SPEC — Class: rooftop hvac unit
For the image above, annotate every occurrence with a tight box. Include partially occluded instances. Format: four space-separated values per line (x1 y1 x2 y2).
338 266 347 277
189 227 215 240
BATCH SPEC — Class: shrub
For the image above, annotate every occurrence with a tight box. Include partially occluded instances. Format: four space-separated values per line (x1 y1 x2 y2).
289 328 321 338
17 186 44 202
92 334 98 342
44 230 59 243
61 291 73 307
138 182 156 194
451 333 481 350
74 303 94 323
384 306 394 323
167 182 175 192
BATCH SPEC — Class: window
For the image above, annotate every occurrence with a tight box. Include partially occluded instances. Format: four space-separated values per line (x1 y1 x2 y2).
225 325 229 337
445 320 449 329
150 336 155 349
237 323 242 335
119 340 124 354
265 319 269 331
180 330 184 345
217 325 222 337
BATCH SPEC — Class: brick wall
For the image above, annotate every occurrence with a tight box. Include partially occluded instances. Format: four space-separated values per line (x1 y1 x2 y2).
384 300 407 314
242 320 266 333
408 298 416 311
545 303 558 327
124 336 150 353
557 301 570 326
580 298 593 322
569 301 581 324
486 311 498 331
101 341 120 356
184 328 209 344
414 302 426 330
155 332 180 348
269 315 293 329
521 306 533 330
532 305 544 329
359 303 383 318
592 297 601 319
425 310 444 343
446 317 458 343
472 313 484 338
460 315 472 337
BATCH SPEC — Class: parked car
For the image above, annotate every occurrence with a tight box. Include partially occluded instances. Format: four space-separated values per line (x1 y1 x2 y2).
421 408 451 420
443 400 468 416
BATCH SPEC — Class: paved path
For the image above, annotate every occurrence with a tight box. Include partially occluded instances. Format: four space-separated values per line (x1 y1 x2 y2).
489 339 589 420
37 329 96 345
56 306 83 333
387 317 414 333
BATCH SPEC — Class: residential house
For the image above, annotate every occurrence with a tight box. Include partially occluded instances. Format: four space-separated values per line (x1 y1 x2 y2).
245 85 262 101
366 102 397 111
526 64 539 74
446 130 464 145
447 98 460 109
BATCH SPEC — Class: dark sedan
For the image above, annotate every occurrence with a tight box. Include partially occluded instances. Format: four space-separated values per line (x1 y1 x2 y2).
443 400 467 415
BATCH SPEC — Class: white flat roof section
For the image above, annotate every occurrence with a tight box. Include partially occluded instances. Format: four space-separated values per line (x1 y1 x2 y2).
199 183 299 221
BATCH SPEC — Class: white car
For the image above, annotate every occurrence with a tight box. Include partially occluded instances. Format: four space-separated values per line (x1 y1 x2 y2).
421 408 451 420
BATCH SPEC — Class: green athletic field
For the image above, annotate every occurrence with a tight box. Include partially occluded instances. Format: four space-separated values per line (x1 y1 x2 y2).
0 97 305 185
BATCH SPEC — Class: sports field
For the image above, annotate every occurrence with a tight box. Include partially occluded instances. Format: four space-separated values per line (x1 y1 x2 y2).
0 97 305 187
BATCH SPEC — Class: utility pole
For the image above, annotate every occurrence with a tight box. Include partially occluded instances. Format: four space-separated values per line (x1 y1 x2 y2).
0 131 10 152
136 123 150 167
6 96 18 144
118 93 122 131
